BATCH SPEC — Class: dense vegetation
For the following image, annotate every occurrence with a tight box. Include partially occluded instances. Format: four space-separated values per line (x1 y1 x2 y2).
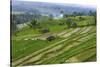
11 10 96 66
11 1 96 66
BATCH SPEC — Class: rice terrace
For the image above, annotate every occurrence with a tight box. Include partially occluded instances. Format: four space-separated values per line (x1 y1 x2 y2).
11 0 96 66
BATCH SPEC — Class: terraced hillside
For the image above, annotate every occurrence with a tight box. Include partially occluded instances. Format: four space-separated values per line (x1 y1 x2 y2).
11 16 96 66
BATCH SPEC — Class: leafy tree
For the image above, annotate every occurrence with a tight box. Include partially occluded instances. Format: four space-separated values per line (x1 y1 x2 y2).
72 12 84 16
29 19 38 29
88 11 96 25
88 10 93 16
93 11 96 25
49 14 54 21
66 18 72 28
60 10 64 14
11 21 18 36
73 11 77 17
63 14 68 18
66 18 77 28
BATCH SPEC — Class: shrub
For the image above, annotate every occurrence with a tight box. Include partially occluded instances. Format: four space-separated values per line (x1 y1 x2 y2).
59 22 64 25
41 28 49 33
79 16 84 21
66 18 72 28
71 22 77 28
46 36 55 41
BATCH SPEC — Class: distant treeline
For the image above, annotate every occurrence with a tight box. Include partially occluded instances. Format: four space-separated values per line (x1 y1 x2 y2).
11 11 96 34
